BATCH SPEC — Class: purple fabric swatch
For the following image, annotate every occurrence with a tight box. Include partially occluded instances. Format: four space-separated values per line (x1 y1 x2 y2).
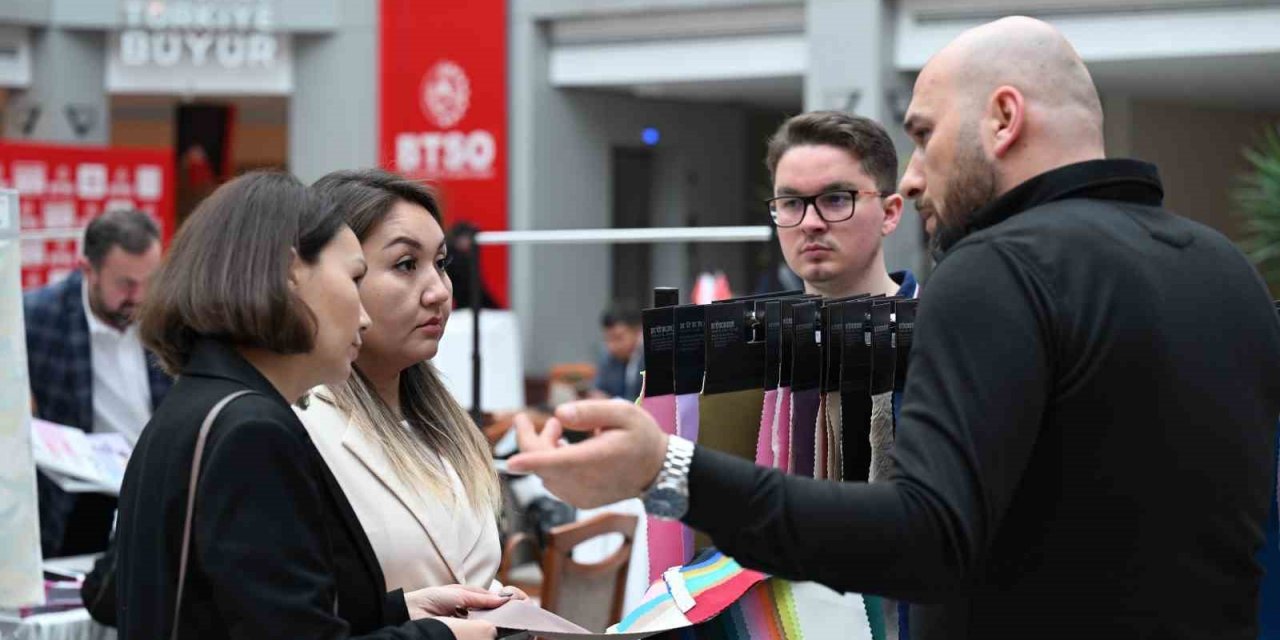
676 393 701 444
790 388 821 478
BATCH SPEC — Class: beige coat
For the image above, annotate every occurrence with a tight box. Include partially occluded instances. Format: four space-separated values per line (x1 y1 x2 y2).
295 389 501 593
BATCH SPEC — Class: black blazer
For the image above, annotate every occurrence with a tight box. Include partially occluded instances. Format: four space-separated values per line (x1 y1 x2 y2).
115 339 452 639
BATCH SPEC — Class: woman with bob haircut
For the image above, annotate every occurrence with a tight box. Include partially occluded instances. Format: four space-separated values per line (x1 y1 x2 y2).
297 168 521 602
115 171 504 640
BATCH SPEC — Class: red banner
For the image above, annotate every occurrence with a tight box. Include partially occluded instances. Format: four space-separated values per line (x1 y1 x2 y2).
379 0 509 307
0 141 175 290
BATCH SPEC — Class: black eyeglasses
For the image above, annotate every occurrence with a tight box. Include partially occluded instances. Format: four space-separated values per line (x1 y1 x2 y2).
765 190 890 228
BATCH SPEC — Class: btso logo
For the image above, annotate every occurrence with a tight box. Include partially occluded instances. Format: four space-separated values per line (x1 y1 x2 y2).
397 60 495 179
421 60 470 129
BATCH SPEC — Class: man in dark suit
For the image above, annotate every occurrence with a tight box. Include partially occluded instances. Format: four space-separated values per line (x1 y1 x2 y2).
24 208 171 557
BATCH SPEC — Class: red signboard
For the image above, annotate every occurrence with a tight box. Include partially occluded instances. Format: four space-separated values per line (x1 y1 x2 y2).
0 141 175 290
379 0 508 307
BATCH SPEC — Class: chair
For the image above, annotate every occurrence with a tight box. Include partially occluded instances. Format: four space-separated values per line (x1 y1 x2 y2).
546 362 597 406
498 512 638 633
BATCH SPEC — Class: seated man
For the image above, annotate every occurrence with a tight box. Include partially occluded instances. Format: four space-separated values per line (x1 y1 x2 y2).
590 306 644 402
25 209 171 557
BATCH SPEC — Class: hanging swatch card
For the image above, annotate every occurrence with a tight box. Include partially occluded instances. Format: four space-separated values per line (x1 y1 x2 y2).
869 300 897 483
870 301 897 396
699 302 765 463
841 299 874 483
640 305 682 583
894 299 918 393
774 300 801 473
822 303 845 481
672 303 706 560
642 306 676 398
757 301 784 468
789 302 821 478
755 304 779 469
673 304 707 443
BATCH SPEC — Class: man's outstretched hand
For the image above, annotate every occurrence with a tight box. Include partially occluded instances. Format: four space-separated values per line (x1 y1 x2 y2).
507 400 668 508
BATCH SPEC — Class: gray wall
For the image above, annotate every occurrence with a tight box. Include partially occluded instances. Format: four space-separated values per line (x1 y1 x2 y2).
511 5 754 373
805 0 927 279
9 0 340 30
4 29 109 143
1123 98 1280 242
3 0 362 161
288 0 378 182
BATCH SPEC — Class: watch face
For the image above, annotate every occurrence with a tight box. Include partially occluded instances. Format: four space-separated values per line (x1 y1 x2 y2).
646 485 687 519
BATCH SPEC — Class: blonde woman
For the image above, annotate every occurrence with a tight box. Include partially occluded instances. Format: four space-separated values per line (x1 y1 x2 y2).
297 169 525 616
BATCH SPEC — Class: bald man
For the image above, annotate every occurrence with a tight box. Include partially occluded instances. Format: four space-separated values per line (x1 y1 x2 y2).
510 17 1280 639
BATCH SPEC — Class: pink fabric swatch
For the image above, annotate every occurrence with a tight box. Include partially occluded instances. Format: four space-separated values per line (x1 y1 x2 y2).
641 393 687 583
774 387 792 472
755 389 779 467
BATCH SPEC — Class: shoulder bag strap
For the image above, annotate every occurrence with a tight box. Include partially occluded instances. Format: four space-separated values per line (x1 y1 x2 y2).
170 390 255 640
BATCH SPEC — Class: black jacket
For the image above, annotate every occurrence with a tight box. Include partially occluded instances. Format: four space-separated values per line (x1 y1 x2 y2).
684 160 1280 639
115 339 452 639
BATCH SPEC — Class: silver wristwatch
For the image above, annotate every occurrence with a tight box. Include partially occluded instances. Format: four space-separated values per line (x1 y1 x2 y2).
642 435 695 520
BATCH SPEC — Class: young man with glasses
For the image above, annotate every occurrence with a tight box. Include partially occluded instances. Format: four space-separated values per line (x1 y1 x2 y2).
763 111 916 639
765 111 918 301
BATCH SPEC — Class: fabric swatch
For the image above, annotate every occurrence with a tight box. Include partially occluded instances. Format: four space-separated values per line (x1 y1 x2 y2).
613 551 766 633
756 389 779 467
869 391 895 482
841 391 873 482
825 391 843 481
789 389 821 478
642 393 688 584
676 392 702 559
773 387 792 472
612 550 873 640
698 389 766 463
677 393 701 444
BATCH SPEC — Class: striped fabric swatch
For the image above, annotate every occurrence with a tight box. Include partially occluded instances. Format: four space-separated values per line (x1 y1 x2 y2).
612 551 766 633
612 550 874 640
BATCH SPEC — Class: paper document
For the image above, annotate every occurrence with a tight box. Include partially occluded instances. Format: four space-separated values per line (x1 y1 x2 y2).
30 419 132 495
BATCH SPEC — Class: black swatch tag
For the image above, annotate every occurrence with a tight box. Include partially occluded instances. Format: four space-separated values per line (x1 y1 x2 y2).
791 302 820 392
894 299 918 392
822 303 843 394
673 304 706 395
870 300 895 395
642 306 676 397
704 302 764 394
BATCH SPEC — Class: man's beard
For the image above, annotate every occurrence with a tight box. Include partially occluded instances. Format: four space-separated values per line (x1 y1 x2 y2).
90 286 135 331
927 125 1000 257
